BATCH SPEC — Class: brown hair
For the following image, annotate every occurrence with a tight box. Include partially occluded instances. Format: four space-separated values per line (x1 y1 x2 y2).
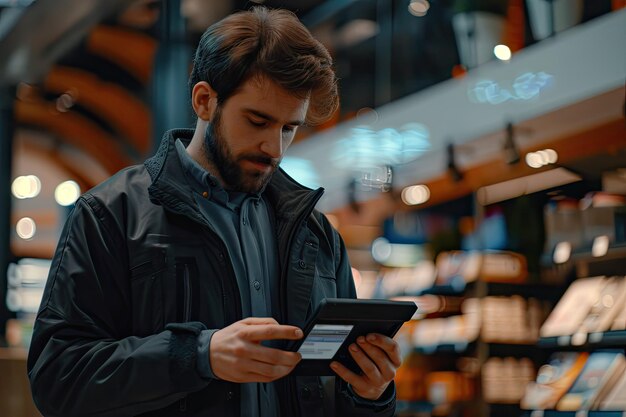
188 6 339 125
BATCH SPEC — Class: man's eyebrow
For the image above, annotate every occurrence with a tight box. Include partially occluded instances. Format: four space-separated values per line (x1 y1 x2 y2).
244 108 305 126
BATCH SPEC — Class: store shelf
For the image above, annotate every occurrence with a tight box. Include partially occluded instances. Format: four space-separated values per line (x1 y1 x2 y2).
521 411 626 417
419 283 467 296
538 330 626 349
488 402 523 417
416 280 564 300
397 400 525 417
413 341 472 355
483 281 565 300
413 339 542 356
396 400 478 417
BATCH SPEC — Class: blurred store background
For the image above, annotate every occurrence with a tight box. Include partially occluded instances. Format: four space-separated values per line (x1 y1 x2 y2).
0 0 624 416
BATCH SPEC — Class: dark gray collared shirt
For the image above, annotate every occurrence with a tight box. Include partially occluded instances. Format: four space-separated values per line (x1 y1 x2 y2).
175 139 280 417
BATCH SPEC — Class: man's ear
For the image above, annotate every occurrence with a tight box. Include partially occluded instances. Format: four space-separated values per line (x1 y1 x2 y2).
191 81 218 121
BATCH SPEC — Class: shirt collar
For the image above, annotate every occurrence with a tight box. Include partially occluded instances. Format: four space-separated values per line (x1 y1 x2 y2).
174 138 256 210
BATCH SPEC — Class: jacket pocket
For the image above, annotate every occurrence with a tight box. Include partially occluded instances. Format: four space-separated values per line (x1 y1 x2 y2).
174 258 199 323
315 272 338 299
130 247 167 336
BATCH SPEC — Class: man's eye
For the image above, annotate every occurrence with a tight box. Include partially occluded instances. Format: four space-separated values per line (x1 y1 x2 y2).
249 119 266 127
282 126 296 134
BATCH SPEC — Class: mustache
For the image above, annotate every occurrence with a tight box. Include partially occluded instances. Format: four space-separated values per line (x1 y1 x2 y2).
239 154 280 168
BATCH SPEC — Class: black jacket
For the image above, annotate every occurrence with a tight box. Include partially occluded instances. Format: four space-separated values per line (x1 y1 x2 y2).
27 129 396 417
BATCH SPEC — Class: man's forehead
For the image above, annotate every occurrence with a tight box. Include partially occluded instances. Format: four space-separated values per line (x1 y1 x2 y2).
234 76 310 121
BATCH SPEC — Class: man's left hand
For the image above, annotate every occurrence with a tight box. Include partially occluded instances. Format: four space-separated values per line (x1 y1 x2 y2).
330 333 402 401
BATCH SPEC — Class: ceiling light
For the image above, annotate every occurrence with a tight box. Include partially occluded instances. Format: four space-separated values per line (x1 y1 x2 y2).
525 149 559 168
544 149 558 164
493 44 512 61
592 235 609 257
525 152 543 168
55 92 75 113
408 0 429 17
401 185 430 205
55 180 81 206
553 241 571 264
372 237 392 264
11 175 41 199
16 217 36 240
333 124 431 169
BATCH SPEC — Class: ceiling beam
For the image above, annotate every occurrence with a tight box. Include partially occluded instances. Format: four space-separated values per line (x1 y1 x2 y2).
45 66 151 156
15 98 132 174
0 0 135 86
87 25 158 85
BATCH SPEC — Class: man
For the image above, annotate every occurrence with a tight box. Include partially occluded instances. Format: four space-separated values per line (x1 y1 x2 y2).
28 7 400 417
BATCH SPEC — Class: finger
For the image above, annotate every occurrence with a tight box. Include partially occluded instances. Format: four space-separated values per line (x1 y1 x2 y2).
240 317 279 326
329 360 369 393
246 360 296 381
239 324 303 342
365 334 402 368
218 357 295 383
348 343 383 383
356 337 396 381
247 345 302 367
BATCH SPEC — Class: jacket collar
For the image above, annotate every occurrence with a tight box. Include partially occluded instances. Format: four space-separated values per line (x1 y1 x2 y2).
144 128 325 223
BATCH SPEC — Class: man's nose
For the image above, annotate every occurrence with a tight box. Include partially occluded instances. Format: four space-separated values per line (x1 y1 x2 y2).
260 130 283 159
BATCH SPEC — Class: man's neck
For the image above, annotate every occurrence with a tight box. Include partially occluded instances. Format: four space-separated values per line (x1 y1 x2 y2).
187 127 225 186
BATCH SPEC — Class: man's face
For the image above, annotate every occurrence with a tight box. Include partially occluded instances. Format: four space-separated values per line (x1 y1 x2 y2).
203 75 309 193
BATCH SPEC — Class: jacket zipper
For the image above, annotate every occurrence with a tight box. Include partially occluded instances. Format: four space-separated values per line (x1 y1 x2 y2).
178 264 192 413
182 264 191 322
278 188 324 323
179 397 187 412
278 189 324 417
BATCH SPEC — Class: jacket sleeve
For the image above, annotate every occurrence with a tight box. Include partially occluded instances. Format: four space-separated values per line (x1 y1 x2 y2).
27 196 210 417
323 218 397 417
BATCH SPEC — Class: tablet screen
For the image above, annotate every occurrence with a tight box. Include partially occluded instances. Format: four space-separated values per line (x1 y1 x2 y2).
297 324 354 360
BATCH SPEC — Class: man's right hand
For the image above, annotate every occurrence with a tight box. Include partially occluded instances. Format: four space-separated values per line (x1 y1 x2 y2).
209 317 303 383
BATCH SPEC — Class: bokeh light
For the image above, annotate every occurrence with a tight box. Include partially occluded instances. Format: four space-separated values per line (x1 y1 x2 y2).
16 217 36 240
401 185 431 205
54 180 81 206
493 44 512 61
11 175 41 199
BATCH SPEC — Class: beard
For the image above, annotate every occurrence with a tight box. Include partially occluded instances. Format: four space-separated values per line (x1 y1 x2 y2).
203 107 279 193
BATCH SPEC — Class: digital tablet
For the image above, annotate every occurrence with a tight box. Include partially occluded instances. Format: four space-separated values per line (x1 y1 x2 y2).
288 298 417 376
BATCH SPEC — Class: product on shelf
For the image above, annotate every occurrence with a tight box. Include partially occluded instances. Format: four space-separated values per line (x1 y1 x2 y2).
434 251 481 290
425 371 474 405
576 276 626 335
379 261 436 297
395 361 428 402
521 352 589 410
610 281 626 331
479 251 527 283
540 276 606 338
481 295 546 343
580 192 626 245
544 198 584 252
598 370 626 410
411 298 481 350
482 357 535 404
5 258 51 349
556 351 625 411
